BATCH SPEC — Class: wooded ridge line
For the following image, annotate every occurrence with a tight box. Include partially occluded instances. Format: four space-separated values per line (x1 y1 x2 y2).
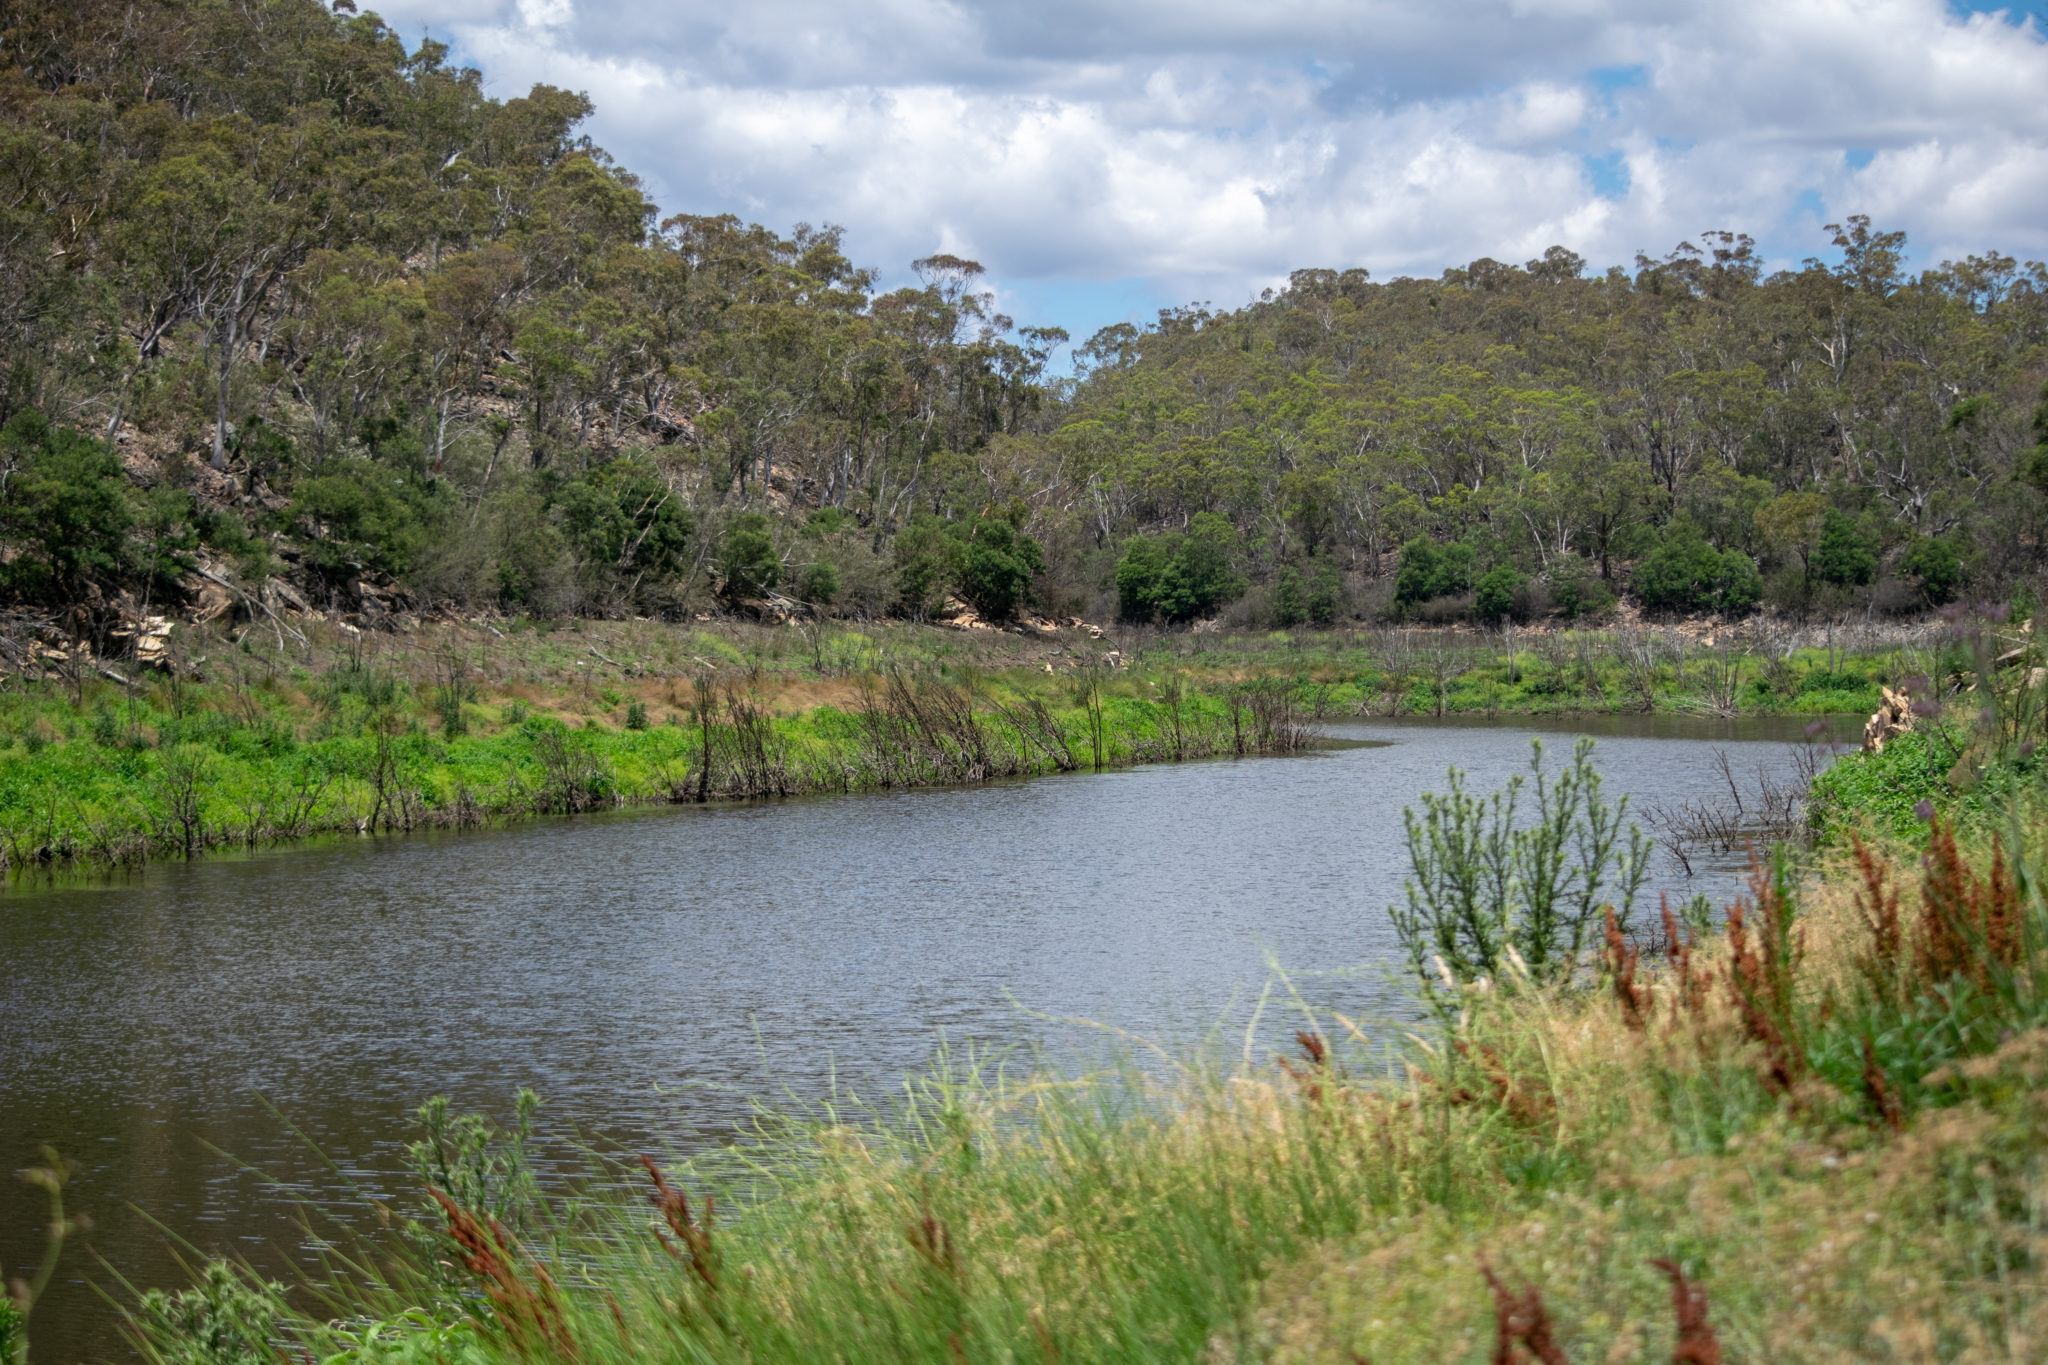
3 0 2045 658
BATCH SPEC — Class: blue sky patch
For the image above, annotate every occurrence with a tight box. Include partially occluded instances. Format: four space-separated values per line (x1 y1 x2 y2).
1583 152 1630 200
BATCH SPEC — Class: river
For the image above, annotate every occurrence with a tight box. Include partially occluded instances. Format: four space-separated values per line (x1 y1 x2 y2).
0 714 1849 1362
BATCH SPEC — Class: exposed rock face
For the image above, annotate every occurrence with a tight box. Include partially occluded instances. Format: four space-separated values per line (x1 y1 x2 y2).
1863 685 1914 753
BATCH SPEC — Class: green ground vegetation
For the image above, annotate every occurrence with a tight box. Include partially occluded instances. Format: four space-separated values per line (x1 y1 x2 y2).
0 613 1914 871
1811 607 2048 841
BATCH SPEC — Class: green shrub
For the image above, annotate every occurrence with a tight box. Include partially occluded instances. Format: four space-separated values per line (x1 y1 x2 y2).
289 465 441 584
1393 537 1474 609
1116 536 1171 621
718 512 781 604
1473 564 1525 623
138 1262 290 1365
795 559 840 606
1549 559 1613 619
555 458 693 582
1304 555 1343 625
891 515 960 616
1116 516 1246 624
1390 737 1652 1004
955 518 1043 621
1812 508 1876 588
0 1297 18 1364
0 409 135 603
1634 524 1760 614
624 700 649 730
804 506 854 537
1273 565 1307 627
1900 534 1963 604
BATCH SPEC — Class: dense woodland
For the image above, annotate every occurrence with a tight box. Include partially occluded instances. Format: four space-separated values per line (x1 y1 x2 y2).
4 0 2048 647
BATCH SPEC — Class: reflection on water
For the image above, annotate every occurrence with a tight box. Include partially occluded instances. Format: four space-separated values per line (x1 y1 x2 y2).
0 714 1845 1361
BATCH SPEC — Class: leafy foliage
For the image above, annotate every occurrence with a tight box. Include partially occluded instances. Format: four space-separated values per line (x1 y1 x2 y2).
0 410 133 603
137 1263 290 1365
1632 524 1761 614
1393 537 1475 610
954 517 1043 621
717 513 780 605
1390 738 1651 1001
1473 564 1525 623
1811 508 1877 588
1115 514 1245 623
1900 534 1963 604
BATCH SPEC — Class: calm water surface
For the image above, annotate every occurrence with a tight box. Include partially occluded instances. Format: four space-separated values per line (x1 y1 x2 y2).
1 714 1847 1361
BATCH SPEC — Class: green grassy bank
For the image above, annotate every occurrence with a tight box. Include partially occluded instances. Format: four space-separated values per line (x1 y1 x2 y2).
0 613 1912 871
0 660 1317 872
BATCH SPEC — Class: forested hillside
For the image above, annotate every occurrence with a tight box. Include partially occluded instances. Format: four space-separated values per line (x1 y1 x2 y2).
1075 234 2048 627
4 0 2047 645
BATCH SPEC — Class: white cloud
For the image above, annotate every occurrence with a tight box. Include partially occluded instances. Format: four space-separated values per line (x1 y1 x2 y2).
366 0 2048 338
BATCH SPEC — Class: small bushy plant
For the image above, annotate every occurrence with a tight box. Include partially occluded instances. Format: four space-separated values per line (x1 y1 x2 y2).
1390 737 1651 1000
137 1262 290 1365
954 518 1043 621
1115 514 1245 623
1811 507 1877 587
1472 564 1525 623
717 513 781 605
1900 533 1962 604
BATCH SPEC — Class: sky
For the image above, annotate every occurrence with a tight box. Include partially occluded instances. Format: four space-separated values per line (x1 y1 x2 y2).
364 0 2048 353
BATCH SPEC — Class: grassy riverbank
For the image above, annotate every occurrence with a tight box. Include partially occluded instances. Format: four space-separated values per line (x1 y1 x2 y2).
0 613 1912 870
0 657 1314 871
44 763 2041 1365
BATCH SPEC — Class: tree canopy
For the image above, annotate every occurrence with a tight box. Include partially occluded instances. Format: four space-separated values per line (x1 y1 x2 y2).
4 0 2047 635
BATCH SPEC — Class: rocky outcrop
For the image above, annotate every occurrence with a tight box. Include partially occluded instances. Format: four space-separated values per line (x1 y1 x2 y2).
1863 685 1914 753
